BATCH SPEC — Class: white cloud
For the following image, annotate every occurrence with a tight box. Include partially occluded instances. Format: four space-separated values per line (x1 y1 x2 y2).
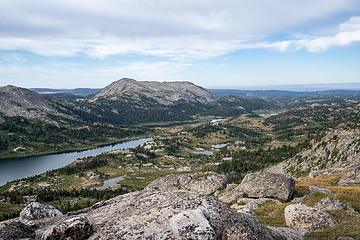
0 61 189 88
0 0 359 59
251 16 360 53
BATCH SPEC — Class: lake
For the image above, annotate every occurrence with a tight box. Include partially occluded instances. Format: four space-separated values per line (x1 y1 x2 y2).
0 137 152 186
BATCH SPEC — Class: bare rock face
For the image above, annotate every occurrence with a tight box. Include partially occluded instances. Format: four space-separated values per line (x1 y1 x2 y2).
20 202 63 221
41 216 93 240
27 190 304 240
237 172 295 202
144 172 228 195
0 221 35 240
338 166 360 186
169 207 216 240
315 197 356 212
284 203 337 234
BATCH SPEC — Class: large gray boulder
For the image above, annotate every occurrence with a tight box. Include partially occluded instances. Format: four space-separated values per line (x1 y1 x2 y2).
41 216 93 240
20 202 63 221
315 197 356 213
285 203 337 234
144 172 228 195
237 172 295 201
32 190 301 239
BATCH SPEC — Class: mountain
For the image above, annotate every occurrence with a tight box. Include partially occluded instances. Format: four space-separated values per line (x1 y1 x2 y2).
91 78 217 105
0 85 73 123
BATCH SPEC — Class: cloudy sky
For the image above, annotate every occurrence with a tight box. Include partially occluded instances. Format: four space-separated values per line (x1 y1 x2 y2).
0 0 360 88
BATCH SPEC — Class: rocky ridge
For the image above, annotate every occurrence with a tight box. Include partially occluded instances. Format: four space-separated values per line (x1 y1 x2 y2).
0 85 73 123
284 127 360 176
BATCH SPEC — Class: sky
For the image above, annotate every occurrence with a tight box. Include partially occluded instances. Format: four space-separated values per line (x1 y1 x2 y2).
0 0 360 89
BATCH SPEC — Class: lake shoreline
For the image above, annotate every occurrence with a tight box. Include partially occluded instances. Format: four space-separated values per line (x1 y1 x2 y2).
0 134 151 160
0 137 153 186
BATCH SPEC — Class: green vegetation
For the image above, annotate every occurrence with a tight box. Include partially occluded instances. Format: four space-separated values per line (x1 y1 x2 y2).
0 116 150 158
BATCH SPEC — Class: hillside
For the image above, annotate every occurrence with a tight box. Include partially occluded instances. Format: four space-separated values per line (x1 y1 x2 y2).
91 78 217 105
0 85 73 123
267 124 360 177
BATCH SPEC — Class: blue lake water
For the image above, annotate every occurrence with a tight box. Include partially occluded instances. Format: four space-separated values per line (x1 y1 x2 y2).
192 151 214 156
0 137 152 186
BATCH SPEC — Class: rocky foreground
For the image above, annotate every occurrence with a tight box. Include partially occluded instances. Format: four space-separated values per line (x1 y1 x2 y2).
0 171 358 240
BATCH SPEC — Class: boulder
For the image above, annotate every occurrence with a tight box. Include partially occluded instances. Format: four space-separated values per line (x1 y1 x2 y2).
338 167 360 186
284 203 337 234
20 202 63 221
0 221 35 240
169 207 216 240
315 197 356 212
41 216 93 240
266 226 304 240
33 190 298 239
237 172 295 201
144 172 228 195
308 186 333 195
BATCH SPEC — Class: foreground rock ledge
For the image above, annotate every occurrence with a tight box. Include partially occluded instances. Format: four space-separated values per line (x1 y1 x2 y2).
2 190 303 239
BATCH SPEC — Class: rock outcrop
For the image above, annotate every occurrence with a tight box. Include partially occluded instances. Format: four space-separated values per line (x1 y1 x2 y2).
1 190 305 239
284 203 337 234
236 172 295 202
144 172 228 195
281 127 360 176
20 202 63 221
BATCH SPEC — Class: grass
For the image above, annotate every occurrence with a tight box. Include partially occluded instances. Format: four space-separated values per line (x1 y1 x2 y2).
254 201 290 227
